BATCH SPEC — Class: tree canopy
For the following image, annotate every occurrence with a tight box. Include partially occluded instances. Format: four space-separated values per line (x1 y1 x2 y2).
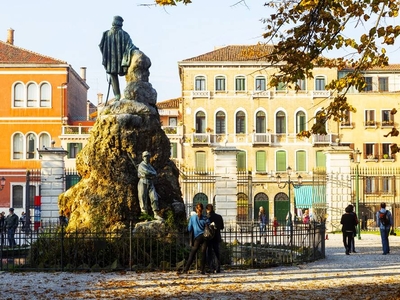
155 0 400 152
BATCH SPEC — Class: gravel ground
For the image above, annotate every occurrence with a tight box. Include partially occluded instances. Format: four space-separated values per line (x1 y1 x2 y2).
1 233 400 300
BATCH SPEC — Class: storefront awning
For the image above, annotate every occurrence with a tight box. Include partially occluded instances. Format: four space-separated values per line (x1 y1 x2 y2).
294 185 326 208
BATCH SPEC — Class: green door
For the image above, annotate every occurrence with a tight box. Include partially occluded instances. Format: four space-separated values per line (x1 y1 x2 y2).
274 192 289 223
254 192 269 223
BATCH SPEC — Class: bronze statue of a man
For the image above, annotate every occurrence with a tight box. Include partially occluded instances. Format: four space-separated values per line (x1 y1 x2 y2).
99 16 138 101
137 151 162 220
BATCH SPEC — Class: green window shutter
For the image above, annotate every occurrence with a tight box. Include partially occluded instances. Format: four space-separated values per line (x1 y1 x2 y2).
256 151 266 172
296 151 306 171
196 151 206 171
67 143 71 159
77 143 83 152
237 151 246 171
276 151 286 172
316 151 326 167
171 143 177 158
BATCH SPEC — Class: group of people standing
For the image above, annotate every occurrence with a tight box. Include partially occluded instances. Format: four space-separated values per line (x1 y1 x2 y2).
341 202 393 255
0 208 19 247
180 203 224 275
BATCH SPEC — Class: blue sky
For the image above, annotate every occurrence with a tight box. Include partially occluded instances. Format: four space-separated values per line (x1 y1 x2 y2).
1 0 399 104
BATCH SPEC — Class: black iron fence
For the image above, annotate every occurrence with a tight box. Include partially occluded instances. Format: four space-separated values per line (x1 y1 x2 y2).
0 221 325 272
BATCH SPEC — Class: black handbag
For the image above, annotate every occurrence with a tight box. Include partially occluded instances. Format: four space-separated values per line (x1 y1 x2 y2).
203 223 215 240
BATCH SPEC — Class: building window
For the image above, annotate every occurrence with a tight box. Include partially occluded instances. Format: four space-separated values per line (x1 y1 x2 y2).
215 111 226 134
255 76 266 91
379 77 388 92
39 133 51 149
237 192 249 222
195 151 206 172
13 83 24 107
237 151 246 171
276 150 286 172
12 185 24 208
26 133 36 159
195 76 206 91
382 177 392 194
316 151 326 168
296 111 306 133
256 111 266 133
365 110 376 126
276 80 286 91
382 109 394 126
296 150 306 172
235 76 246 92
40 83 51 107
365 177 376 194
256 150 266 172
315 76 326 90
67 143 82 159
195 111 206 133
215 76 226 91
276 110 286 134
27 83 38 107
364 143 377 159
13 133 24 159
341 110 351 126
297 78 306 90
382 143 392 158
364 77 373 92
170 142 178 158
236 111 246 133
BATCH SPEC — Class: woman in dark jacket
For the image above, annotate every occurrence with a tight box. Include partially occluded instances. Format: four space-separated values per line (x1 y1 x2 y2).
341 205 358 255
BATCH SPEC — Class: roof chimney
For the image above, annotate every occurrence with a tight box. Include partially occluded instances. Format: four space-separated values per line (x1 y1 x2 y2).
80 67 87 81
7 28 14 45
97 93 103 105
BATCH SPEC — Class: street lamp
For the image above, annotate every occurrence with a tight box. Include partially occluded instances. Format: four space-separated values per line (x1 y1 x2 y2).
276 166 303 223
0 176 5 191
353 149 362 240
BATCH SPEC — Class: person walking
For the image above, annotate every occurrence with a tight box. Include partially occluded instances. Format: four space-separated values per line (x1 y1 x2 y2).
346 205 358 253
5 208 19 247
181 203 209 275
376 202 393 255
341 205 358 255
206 204 224 273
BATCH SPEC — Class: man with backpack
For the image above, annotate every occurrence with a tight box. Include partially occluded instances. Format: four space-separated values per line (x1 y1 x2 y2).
376 202 393 255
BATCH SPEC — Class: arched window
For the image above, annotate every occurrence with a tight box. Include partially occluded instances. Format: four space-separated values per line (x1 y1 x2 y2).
215 111 226 134
195 76 206 91
13 133 24 159
236 111 246 133
256 111 266 133
256 150 266 172
40 83 51 107
27 83 38 107
276 150 287 172
296 111 306 133
276 110 286 134
26 133 36 159
296 150 306 172
195 111 206 133
39 133 51 149
13 83 24 107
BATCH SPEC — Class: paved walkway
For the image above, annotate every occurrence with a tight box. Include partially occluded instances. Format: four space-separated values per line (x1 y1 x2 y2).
1 233 400 299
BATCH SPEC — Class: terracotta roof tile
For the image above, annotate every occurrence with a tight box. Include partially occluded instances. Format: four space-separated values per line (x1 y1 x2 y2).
181 44 275 62
157 98 181 109
0 40 66 64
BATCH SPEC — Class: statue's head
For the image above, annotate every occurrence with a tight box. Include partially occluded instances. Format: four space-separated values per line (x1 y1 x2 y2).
142 151 151 158
112 16 124 27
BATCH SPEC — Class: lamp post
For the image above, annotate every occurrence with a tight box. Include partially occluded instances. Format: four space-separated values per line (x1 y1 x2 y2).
276 166 303 224
0 176 5 191
353 149 362 240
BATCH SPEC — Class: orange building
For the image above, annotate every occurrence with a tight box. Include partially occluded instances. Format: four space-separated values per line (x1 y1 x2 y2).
0 29 89 213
